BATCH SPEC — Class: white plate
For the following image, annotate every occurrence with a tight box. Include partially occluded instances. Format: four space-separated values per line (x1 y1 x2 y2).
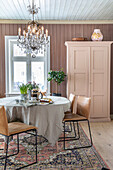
29 100 39 103
38 102 49 105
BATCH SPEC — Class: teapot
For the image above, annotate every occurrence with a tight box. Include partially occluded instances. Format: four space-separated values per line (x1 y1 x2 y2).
31 89 43 100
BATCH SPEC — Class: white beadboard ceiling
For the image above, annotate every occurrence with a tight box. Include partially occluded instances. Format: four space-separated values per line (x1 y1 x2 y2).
0 0 113 21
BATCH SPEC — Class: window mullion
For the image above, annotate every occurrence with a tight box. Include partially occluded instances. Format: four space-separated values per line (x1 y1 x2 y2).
27 55 31 83
9 42 14 93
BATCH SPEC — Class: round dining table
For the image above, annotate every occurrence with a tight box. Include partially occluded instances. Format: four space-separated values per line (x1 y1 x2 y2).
0 96 70 146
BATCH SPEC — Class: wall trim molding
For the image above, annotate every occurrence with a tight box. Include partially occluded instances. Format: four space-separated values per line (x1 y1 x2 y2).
0 19 113 24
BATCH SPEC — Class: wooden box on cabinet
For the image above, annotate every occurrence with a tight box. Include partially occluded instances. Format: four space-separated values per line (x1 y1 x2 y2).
65 41 113 121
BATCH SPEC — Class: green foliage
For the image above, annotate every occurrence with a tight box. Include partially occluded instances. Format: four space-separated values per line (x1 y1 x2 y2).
18 84 28 94
27 82 39 90
19 82 39 94
47 69 66 85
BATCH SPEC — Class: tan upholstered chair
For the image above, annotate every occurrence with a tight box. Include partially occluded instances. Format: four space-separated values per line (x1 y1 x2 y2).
68 93 76 113
63 93 76 132
0 106 38 170
60 95 93 150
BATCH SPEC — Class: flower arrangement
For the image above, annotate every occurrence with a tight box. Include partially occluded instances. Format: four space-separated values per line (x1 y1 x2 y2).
18 82 39 100
27 81 39 91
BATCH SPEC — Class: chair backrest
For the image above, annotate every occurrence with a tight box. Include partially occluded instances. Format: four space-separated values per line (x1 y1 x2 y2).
69 93 76 113
77 96 91 119
0 106 9 136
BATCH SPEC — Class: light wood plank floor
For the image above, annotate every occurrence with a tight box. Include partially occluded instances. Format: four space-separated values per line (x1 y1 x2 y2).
80 120 113 170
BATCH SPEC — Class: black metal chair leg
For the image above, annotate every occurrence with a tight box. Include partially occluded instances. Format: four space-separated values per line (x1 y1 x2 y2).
77 121 80 139
4 136 9 170
69 122 72 132
63 122 72 133
16 129 38 170
73 122 76 137
62 120 93 150
64 122 66 150
35 130 37 163
17 134 19 154
59 121 80 142
88 120 93 146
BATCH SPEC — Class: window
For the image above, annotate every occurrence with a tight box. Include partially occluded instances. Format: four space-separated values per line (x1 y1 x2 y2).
5 36 50 96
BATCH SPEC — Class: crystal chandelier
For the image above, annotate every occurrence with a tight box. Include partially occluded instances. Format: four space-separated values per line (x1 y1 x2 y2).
17 0 49 58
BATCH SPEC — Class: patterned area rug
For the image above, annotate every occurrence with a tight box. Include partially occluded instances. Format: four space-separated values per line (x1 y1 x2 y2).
0 124 109 170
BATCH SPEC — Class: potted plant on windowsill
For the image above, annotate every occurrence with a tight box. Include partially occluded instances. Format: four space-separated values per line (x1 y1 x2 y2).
18 83 28 100
47 69 66 96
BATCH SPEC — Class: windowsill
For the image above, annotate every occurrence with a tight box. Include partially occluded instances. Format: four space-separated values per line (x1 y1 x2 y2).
5 92 20 97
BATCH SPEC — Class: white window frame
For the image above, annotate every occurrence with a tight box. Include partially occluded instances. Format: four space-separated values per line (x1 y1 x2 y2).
5 36 50 96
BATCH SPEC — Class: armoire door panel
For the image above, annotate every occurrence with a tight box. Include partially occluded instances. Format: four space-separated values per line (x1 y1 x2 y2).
93 73 104 94
93 50 105 70
90 47 108 118
74 73 87 95
74 51 87 70
92 96 107 118
69 46 90 96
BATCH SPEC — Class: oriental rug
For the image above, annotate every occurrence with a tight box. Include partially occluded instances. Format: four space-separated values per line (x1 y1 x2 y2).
0 125 109 170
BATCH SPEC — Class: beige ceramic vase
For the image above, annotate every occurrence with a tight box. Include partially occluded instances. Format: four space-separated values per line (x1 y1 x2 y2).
91 29 103 41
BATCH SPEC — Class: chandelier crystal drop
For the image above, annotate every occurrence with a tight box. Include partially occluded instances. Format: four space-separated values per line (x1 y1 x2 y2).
17 0 49 58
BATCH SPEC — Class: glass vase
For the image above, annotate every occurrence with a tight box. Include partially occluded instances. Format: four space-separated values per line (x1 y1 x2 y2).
28 90 31 100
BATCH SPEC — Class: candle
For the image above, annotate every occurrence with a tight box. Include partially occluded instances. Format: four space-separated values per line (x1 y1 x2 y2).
46 29 48 37
32 27 35 34
28 25 30 33
18 27 21 36
28 25 30 30
23 30 26 38
41 26 44 34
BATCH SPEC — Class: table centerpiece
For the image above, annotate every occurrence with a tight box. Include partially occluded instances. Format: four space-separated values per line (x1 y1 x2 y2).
18 83 28 100
27 81 39 100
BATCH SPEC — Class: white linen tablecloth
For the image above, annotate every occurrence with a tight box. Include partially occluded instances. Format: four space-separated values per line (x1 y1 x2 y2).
0 96 70 146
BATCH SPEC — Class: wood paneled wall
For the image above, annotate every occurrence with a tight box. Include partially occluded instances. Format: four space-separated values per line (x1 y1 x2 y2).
0 24 113 114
